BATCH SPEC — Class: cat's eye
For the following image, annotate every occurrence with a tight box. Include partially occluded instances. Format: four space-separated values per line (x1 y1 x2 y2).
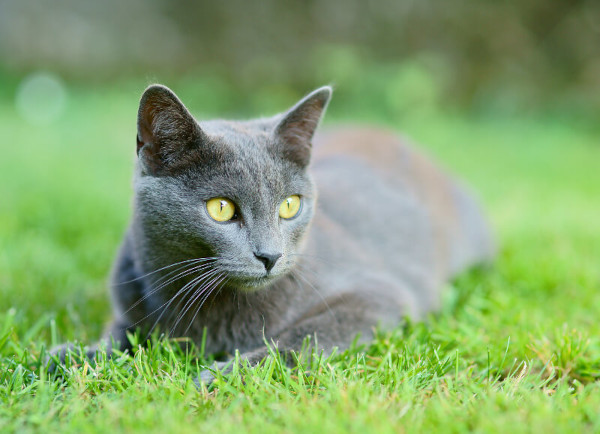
279 195 301 219
206 198 236 222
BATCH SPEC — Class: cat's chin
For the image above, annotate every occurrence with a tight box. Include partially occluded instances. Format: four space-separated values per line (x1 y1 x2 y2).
228 273 284 292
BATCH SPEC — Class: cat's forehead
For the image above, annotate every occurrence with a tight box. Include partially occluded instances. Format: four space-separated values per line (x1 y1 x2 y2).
198 119 283 170
185 118 305 192
199 119 273 146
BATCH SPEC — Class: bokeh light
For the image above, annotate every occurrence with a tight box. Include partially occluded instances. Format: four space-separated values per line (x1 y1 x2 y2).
15 72 67 125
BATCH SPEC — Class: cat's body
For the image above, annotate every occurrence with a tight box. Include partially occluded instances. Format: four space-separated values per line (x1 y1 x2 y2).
57 85 493 380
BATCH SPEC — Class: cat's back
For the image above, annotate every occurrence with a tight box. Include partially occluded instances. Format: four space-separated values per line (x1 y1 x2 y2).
307 127 493 300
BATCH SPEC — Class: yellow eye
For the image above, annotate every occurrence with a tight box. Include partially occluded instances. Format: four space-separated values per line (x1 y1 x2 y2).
206 198 236 222
279 195 301 219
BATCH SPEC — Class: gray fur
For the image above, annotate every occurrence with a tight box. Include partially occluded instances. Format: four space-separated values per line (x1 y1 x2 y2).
53 85 494 381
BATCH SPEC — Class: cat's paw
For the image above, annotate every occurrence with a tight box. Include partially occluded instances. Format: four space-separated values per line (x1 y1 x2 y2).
46 343 98 372
196 369 217 386
194 361 231 386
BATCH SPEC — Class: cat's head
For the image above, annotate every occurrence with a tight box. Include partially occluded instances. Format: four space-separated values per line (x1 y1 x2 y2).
132 84 331 291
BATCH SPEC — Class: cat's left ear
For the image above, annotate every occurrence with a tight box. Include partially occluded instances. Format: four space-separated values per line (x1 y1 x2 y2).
274 86 332 167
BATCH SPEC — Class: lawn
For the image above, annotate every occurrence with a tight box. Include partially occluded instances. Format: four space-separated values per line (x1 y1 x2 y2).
1 82 599 433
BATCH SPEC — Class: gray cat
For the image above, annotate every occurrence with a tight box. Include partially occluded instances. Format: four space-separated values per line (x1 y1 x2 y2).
54 85 494 382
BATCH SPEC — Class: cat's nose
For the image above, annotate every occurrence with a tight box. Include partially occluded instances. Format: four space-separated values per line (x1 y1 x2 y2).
254 251 283 272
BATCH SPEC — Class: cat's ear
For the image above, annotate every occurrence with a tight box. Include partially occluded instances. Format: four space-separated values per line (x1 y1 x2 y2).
137 84 206 174
274 86 332 167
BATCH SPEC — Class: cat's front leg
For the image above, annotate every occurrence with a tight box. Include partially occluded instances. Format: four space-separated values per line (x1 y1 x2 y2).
197 290 409 384
47 319 133 370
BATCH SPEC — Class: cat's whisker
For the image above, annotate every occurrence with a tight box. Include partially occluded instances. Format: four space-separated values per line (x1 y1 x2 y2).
183 274 229 337
153 268 222 338
123 262 204 314
292 260 321 278
195 273 228 315
144 259 216 290
115 257 219 285
150 262 216 294
141 261 217 304
123 261 216 315
170 271 226 336
288 253 339 269
162 273 208 330
130 267 219 335
167 269 224 335
291 269 336 321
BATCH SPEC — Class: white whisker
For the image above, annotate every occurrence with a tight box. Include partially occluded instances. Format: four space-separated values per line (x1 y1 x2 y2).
123 261 216 314
170 271 225 335
115 257 218 285
154 268 222 337
291 268 336 321
183 274 229 336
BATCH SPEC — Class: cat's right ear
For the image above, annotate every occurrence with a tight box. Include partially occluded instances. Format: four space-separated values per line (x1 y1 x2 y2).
136 84 206 175
274 86 332 167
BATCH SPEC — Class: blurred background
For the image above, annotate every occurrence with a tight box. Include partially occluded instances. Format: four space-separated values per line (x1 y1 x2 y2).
0 0 599 341
1 0 600 119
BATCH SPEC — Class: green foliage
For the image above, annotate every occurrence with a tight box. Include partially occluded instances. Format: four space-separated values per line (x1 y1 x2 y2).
1 82 599 432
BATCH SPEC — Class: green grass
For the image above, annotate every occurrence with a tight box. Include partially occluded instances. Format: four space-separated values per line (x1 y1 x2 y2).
1 83 599 433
